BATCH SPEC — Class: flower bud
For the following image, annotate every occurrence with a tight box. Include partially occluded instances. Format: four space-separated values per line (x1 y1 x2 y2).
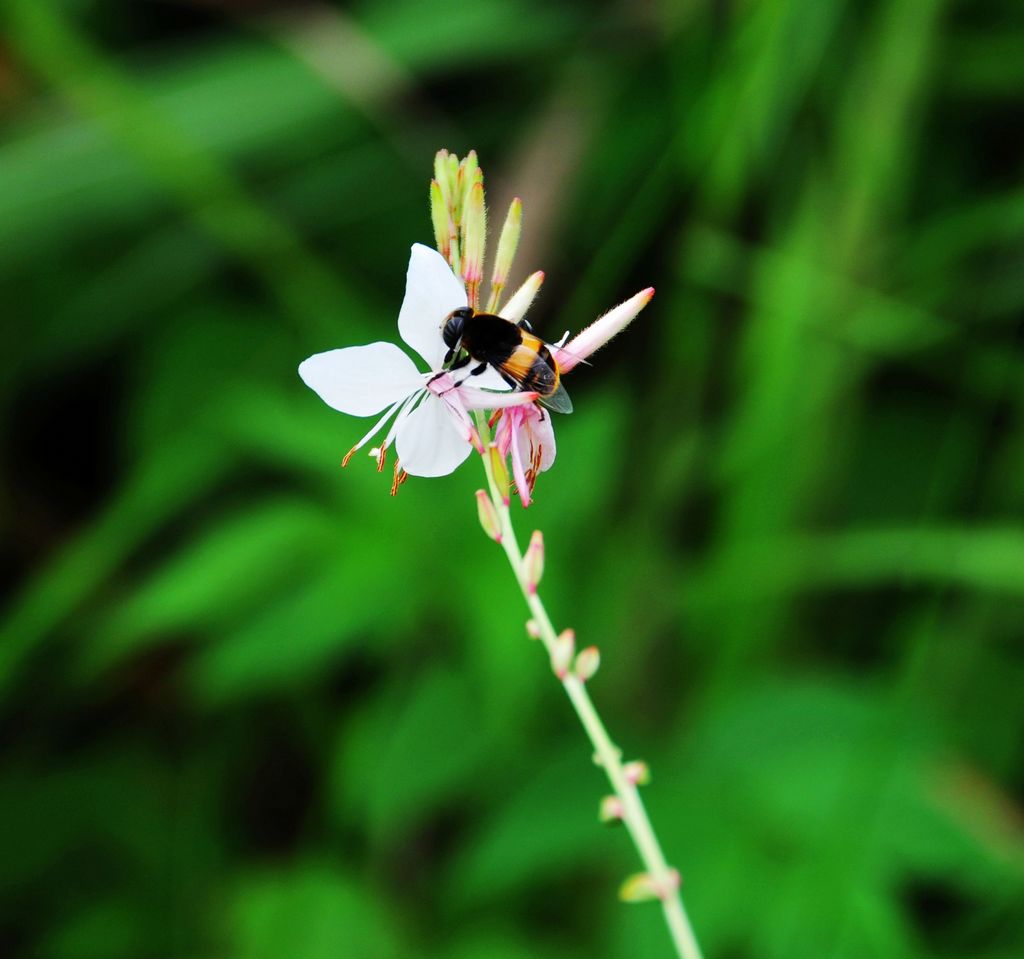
430 179 450 260
525 619 541 640
462 180 486 307
448 234 462 288
574 645 600 681
623 760 651 786
522 530 544 593
445 151 460 212
618 871 661 903
460 150 480 214
487 197 522 311
487 443 509 504
550 628 575 679
434 150 454 213
500 270 544 324
557 287 655 373
599 794 623 823
475 490 501 543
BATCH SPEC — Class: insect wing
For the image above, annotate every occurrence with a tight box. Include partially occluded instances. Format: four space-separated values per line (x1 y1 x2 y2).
539 380 573 414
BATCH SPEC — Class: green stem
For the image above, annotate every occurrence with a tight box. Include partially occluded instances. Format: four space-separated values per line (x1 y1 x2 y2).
475 415 704 959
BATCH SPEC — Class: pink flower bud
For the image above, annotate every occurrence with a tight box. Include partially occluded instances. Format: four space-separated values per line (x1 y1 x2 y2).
599 794 623 823
623 760 651 786
550 628 575 679
475 490 501 543
525 619 541 640
462 180 486 307
574 645 600 681
523 530 544 593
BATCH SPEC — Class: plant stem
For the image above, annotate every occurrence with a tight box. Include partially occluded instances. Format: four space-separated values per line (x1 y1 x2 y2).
475 417 704 959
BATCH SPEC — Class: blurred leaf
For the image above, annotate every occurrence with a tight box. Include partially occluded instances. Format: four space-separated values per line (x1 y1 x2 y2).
334 667 489 843
189 554 400 704
438 928 571 959
85 499 335 674
40 899 149 959
684 526 1024 609
363 0 575 67
445 744 618 909
0 434 231 692
229 865 401 959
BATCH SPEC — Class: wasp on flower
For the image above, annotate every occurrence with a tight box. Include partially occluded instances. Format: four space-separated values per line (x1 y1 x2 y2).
297 151 701 959
298 148 653 504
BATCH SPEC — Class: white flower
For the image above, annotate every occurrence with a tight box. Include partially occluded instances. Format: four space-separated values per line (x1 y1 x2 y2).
299 244 535 482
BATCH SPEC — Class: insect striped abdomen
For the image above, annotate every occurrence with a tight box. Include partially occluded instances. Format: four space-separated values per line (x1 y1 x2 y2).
504 337 558 395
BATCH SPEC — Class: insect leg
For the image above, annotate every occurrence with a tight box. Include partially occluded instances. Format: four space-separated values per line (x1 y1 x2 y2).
451 362 488 388
428 352 471 386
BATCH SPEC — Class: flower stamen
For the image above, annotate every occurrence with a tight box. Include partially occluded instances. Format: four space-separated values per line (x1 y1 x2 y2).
390 460 408 496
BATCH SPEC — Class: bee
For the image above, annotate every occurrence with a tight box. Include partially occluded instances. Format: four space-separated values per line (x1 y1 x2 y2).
440 307 573 414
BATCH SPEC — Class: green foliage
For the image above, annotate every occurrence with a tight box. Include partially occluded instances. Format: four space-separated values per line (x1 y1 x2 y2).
2 0 1023 957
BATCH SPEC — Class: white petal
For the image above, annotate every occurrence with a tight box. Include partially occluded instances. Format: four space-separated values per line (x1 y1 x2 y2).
398 244 467 369
299 343 422 416
396 394 473 477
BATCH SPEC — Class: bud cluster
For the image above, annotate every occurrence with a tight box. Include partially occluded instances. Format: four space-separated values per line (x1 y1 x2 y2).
430 149 523 312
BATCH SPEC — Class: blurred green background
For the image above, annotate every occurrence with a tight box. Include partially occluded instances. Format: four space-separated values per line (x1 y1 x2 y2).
2 0 1023 957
